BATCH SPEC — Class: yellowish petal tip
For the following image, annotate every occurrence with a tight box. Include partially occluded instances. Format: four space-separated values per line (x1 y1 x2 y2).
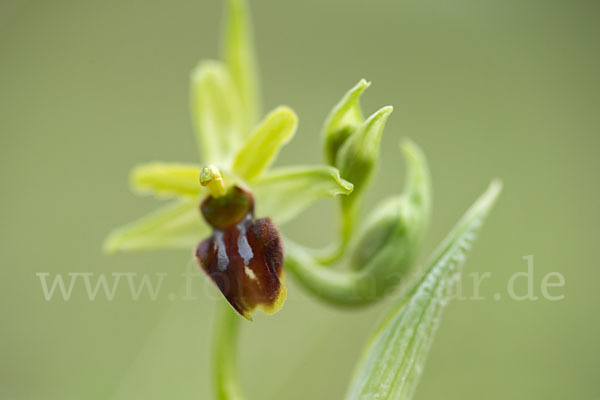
271 105 298 122
261 285 288 316
258 273 287 316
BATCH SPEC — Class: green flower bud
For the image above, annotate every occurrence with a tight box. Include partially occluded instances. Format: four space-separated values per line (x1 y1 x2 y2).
317 81 394 262
322 79 370 166
322 80 392 201
344 196 422 300
284 140 431 306
336 105 393 200
350 197 408 270
350 140 431 275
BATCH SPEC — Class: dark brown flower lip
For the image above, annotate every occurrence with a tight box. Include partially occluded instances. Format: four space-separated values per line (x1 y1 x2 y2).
197 185 286 320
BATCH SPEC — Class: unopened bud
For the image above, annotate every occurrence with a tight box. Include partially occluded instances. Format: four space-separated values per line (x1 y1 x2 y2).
322 79 370 166
349 140 431 296
335 106 393 200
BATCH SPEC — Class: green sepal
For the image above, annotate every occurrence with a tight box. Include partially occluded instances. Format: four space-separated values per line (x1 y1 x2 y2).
222 0 261 133
191 60 245 165
130 162 203 198
103 199 208 253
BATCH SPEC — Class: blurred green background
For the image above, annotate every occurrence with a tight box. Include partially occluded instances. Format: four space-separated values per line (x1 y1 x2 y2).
1 0 599 398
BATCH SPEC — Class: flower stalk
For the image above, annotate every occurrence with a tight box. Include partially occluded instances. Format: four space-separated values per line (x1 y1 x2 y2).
213 301 245 400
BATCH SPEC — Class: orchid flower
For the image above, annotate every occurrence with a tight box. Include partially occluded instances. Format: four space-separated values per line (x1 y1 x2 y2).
103 0 354 318
105 1 501 399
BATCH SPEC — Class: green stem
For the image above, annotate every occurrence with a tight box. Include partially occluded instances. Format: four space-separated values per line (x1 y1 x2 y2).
213 301 245 400
311 196 358 265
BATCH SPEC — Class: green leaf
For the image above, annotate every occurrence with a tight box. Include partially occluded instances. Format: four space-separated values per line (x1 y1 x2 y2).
252 165 353 225
191 60 245 165
131 163 203 198
322 79 370 165
222 0 260 133
231 106 298 181
344 180 502 400
103 199 209 253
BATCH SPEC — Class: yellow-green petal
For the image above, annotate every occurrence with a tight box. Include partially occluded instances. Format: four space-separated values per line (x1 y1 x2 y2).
131 163 203 198
252 165 353 225
191 60 245 165
231 106 298 181
103 199 208 253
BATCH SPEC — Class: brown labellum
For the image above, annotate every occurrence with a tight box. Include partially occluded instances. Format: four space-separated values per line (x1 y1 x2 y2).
196 186 286 320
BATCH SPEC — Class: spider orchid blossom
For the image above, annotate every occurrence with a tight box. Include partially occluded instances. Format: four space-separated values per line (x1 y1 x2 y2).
103 3 353 319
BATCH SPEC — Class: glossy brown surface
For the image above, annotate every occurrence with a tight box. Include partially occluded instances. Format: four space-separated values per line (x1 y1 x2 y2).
200 186 254 230
197 186 285 319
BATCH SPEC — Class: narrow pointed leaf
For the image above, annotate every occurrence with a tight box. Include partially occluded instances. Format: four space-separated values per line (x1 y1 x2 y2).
322 79 370 165
222 0 260 132
131 163 203 198
252 165 353 225
345 180 502 400
191 60 244 165
231 106 298 181
104 199 209 253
